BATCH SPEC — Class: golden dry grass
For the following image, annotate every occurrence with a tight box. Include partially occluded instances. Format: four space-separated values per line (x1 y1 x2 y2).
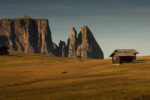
0 51 150 100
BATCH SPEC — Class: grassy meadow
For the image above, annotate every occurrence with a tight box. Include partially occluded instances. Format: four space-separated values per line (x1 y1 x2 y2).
0 51 150 100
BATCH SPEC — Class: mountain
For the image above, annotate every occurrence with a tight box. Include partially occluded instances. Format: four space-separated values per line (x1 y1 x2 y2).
54 26 104 59
76 26 104 59
67 27 78 58
0 16 54 55
0 16 104 59
67 26 104 59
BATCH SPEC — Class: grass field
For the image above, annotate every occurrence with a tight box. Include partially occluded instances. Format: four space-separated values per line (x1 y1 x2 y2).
0 51 150 100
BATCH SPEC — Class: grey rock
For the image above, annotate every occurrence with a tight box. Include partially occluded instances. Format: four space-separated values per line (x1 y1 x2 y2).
0 17 54 55
53 43 60 56
59 40 67 57
0 35 9 48
0 16 104 59
67 27 78 58
76 26 104 59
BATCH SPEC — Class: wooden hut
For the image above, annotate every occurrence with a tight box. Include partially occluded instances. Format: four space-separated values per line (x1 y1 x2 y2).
0 46 9 55
110 49 139 64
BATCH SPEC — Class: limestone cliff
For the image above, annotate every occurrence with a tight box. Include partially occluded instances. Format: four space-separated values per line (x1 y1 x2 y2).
53 40 68 57
0 16 54 55
0 16 104 58
76 26 104 59
59 40 68 57
67 27 77 57
67 26 104 59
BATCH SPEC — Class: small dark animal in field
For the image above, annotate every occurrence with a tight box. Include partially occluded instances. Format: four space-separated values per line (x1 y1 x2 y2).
62 71 67 74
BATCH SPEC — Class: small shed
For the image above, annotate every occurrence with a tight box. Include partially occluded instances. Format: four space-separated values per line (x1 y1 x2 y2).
110 49 139 64
0 46 9 55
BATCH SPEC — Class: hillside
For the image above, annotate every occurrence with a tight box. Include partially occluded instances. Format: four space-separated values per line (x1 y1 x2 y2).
0 51 150 100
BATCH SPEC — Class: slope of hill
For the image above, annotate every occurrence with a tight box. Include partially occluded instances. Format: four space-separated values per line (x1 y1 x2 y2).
0 51 150 100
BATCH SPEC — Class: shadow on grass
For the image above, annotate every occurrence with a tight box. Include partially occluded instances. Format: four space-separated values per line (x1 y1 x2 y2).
134 94 150 100
8 55 22 57
137 60 150 61
134 60 150 63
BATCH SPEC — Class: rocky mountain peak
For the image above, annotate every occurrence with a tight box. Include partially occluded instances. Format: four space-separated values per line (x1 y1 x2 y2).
21 15 31 19
71 27 77 35
67 25 104 59
0 16 104 59
67 27 78 57
76 25 104 59
80 25 88 32
70 27 77 39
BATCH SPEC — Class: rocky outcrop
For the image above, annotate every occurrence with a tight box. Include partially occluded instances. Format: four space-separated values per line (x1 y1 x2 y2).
0 35 9 48
76 26 104 59
67 26 104 59
53 43 60 56
67 27 77 57
53 41 68 57
0 16 104 59
58 40 68 57
0 16 54 55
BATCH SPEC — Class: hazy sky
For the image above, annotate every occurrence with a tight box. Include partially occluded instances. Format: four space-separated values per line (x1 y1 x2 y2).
0 0 150 58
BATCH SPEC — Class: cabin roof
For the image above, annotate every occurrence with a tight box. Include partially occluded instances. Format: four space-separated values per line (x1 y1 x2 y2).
110 49 139 57
115 53 135 57
115 49 139 54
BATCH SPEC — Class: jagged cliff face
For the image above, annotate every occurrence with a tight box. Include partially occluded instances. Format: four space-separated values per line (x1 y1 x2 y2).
76 26 104 59
0 17 54 55
53 41 67 57
67 27 77 57
59 41 67 57
66 26 104 59
0 16 103 58
53 43 60 56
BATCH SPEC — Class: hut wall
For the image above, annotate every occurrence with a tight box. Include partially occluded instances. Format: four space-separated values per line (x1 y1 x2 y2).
133 55 136 61
112 54 120 64
120 56 135 64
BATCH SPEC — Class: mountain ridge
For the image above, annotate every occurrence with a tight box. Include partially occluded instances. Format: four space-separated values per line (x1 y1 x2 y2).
0 16 104 59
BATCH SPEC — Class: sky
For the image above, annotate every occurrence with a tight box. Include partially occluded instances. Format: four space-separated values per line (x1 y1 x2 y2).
0 0 150 58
